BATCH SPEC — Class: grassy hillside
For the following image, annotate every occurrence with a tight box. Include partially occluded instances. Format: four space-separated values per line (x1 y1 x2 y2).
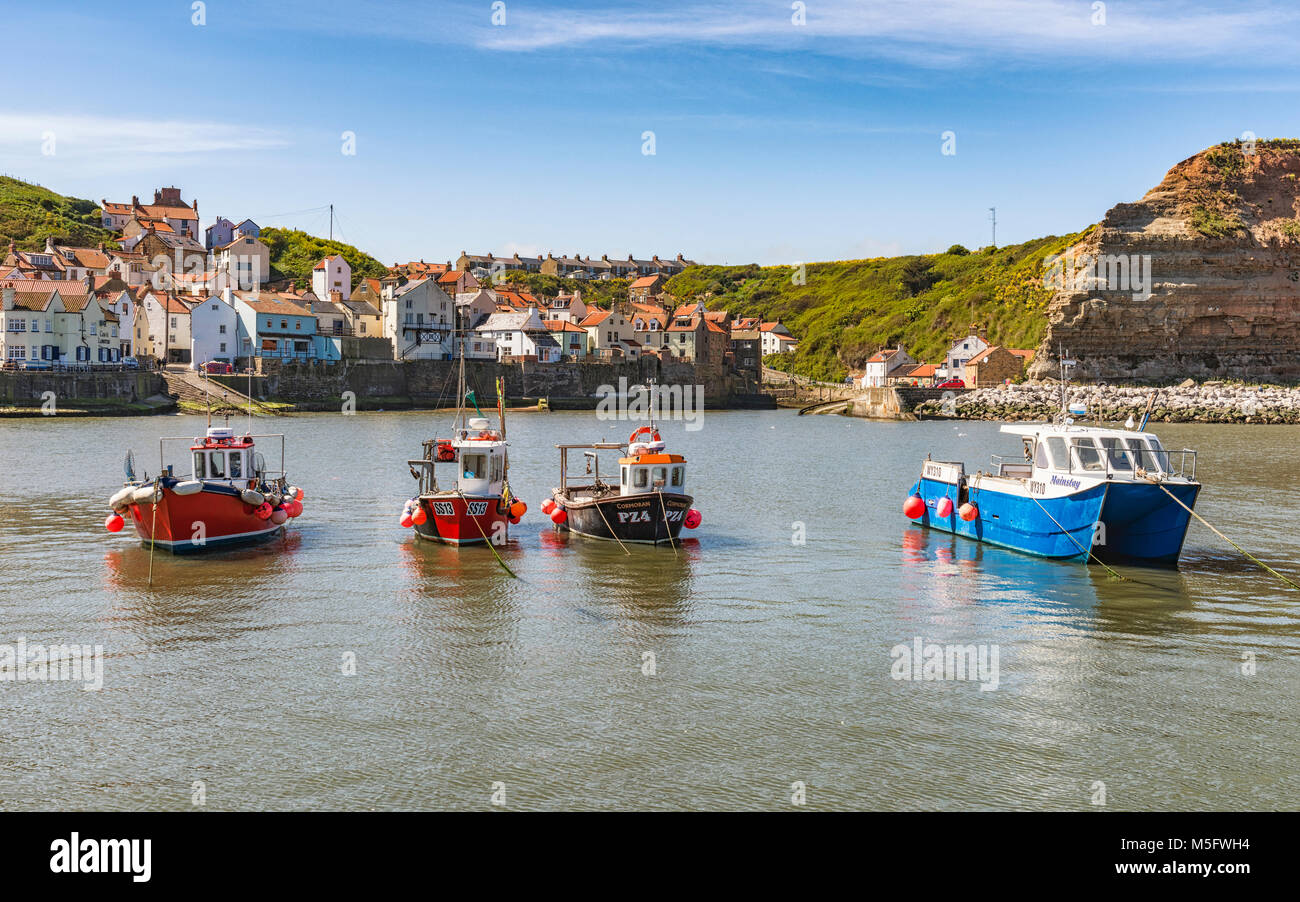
665 231 1090 381
0 176 115 250
258 227 389 286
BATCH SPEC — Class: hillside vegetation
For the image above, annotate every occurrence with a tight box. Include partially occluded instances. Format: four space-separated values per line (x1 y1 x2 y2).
0 176 114 250
258 227 389 286
664 232 1089 381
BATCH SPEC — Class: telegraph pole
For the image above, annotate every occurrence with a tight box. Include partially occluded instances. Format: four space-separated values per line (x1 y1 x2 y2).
988 207 997 249
329 204 334 241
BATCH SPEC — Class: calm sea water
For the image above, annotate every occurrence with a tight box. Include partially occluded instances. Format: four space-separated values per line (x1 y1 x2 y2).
0 410 1297 811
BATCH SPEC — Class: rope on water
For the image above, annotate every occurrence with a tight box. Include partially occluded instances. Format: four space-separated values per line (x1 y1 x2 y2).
1148 479 1300 592
657 491 679 556
591 491 632 555
147 478 159 587
457 491 518 578
1026 493 1126 580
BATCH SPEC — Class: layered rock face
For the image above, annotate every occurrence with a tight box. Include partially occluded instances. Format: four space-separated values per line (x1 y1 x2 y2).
1029 141 1300 383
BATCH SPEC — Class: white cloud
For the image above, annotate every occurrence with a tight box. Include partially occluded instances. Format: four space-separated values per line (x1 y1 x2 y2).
0 112 288 158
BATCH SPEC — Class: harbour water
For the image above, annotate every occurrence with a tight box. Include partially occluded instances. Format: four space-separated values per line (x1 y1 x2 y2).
1 410 1297 810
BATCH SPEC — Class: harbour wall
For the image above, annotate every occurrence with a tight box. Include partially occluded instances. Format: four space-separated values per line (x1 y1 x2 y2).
221 358 769 410
0 370 173 415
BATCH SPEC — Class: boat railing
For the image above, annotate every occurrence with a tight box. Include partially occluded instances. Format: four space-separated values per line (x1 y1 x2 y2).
989 455 1033 478
1061 437 1197 481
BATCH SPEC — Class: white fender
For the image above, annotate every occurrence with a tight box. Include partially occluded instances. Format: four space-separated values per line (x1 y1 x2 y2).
109 487 134 510
174 480 204 496
629 442 649 456
131 484 161 504
646 440 666 452
240 489 265 506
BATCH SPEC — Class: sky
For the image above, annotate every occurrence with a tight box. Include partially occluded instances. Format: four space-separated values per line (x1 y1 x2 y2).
2 0 1299 265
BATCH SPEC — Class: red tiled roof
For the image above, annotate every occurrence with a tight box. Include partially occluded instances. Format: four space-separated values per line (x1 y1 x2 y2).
545 320 587 333
578 309 610 327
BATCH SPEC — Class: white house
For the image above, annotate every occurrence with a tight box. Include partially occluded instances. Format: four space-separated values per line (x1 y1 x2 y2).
99 289 135 359
215 235 271 288
941 333 989 380
476 307 561 362
382 278 454 359
190 293 243 368
1 284 119 364
862 347 916 388
759 321 796 355
313 255 352 300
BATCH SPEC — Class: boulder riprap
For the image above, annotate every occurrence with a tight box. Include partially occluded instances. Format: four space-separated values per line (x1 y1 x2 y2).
914 381 1300 424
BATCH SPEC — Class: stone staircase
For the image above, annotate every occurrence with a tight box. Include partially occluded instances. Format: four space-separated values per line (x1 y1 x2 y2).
160 368 273 415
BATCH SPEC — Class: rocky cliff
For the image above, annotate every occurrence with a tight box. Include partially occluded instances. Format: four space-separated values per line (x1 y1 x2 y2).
1029 140 1300 382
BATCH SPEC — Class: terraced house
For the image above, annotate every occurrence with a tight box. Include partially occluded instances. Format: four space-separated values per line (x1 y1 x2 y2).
1 282 120 364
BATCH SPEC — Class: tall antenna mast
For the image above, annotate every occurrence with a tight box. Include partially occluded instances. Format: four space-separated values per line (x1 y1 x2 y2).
329 204 334 241
989 207 997 249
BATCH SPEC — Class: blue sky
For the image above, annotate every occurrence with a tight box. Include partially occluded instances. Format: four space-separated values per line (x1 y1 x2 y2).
3 0 1299 265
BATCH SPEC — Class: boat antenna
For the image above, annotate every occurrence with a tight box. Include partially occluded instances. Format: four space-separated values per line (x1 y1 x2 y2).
456 303 466 430
204 365 211 429
247 365 253 434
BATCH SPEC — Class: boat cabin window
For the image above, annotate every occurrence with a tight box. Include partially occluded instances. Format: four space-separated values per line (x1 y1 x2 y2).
254 452 266 478
632 467 648 489
193 451 206 479
461 453 486 480
1125 437 1164 472
1098 437 1132 471
1034 441 1050 470
1045 436 1069 471
489 452 503 483
1070 437 1105 472
652 466 667 488
229 452 243 478
670 466 685 488
209 451 225 478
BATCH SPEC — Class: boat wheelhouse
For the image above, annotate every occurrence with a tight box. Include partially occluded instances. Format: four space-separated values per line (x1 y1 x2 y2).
105 426 303 553
905 421 1200 564
547 424 699 545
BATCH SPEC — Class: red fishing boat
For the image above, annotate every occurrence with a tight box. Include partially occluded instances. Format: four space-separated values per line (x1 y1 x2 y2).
104 426 304 553
403 361 525 546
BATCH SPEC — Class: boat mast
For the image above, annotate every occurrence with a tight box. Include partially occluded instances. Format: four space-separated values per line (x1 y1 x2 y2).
455 303 465 431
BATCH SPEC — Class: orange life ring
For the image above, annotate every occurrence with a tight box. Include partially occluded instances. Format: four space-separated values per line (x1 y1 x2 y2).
628 426 661 445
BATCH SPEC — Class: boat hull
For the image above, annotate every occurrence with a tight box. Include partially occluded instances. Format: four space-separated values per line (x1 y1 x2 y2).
413 493 509 546
911 476 1107 562
1094 480 1200 564
127 481 284 554
557 491 693 545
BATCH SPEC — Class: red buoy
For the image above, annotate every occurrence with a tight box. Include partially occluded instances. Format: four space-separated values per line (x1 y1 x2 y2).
550 508 567 525
412 506 427 525
541 498 555 515
903 495 925 519
104 513 124 533
509 500 527 519
684 508 701 529
959 502 978 521
400 513 414 528
937 497 954 518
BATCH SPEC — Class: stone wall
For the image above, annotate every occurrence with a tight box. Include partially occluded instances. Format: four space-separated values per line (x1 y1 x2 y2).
0 370 168 405
250 357 761 408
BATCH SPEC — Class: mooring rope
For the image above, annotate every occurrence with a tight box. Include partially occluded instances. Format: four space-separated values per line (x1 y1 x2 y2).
1147 479 1300 591
456 491 518 578
147 478 159 587
1025 492 1126 580
657 490 679 556
590 490 632 555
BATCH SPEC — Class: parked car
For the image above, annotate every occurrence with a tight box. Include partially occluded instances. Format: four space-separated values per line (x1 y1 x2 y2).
121 356 139 369
202 361 234 375
935 378 966 390
20 359 52 371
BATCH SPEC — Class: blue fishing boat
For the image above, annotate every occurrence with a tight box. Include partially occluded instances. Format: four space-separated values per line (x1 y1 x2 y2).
904 397 1201 564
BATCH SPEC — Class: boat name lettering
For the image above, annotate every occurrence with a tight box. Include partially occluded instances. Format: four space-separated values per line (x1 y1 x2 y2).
1049 475 1082 490
432 502 454 517
1029 481 1046 496
467 501 488 516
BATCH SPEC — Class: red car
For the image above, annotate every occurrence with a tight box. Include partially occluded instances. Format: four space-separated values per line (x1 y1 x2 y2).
935 378 966 390
202 361 234 375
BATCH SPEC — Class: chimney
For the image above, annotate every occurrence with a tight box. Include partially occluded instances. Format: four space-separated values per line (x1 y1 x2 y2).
2 287 13 308
154 189 162 204
131 195 139 207
98 242 104 253
44 236 56 254
329 290 342 303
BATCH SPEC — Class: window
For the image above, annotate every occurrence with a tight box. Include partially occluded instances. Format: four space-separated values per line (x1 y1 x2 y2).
1035 441 1050 470
193 451 206 479
219 324 227 334
1071 438 1104 471
211 304 218 310
281 320 288 329
229 453 242 478
266 319 273 328
295 321 301 330
1098 437 1132 471
171 316 177 327
490 453 503 483
7 347 25 360
219 343 227 353
670 466 685 488
461 453 486 479
652 466 668 487
633 468 648 489
1046 436 1068 471
360 322 366 334
209 452 225 478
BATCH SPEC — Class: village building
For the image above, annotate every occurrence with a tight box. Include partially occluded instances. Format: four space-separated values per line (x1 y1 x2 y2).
629 273 667 301
759 321 797 355
312 255 352 300
190 293 243 368
136 289 194 364
862 347 916 388
232 292 320 363
941 333 989 380
540 291 588 324
579 303 638 358
545 320 588 359
216 234 271 288
476 307 561 363
729 327 762 375
1 282 119 364
380 277 455 360
101 188 201 241
963 346 1035 388
134 229 208 281
205 217 260 250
